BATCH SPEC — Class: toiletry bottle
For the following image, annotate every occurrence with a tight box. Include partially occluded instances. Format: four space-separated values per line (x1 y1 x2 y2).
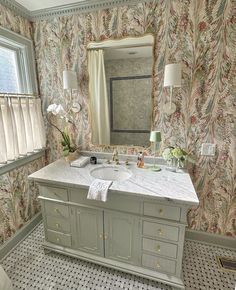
137 152 144 168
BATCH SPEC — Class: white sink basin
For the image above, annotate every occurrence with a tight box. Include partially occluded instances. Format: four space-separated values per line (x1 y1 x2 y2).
90 166 132 182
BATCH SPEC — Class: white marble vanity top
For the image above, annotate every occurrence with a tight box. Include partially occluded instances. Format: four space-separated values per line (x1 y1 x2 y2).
29 154 199 206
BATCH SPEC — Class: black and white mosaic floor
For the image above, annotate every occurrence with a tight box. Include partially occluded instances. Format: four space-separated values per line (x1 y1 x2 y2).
1 224 236 290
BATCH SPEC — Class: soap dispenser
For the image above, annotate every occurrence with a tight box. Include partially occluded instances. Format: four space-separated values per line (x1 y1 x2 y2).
137 152 144 168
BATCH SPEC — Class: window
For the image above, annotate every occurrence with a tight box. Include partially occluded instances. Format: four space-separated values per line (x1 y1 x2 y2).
0 28 45 168
0 27 38 94
0 46 20 93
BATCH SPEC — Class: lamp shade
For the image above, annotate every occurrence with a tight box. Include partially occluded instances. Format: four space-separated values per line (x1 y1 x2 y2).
163 63 181 87
149 131 162 142
63 70 77 90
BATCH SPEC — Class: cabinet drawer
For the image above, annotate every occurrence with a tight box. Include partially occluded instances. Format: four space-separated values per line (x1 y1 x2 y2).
143 202 181 221
142 253 176 274
142 237 177 259
143 220 179 242
70 188 141 214
46 216 71 233
44 202 69 219
40 186 68 201
47 230 71 248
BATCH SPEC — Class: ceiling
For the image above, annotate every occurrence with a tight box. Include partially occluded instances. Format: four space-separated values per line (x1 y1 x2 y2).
15 0 86 11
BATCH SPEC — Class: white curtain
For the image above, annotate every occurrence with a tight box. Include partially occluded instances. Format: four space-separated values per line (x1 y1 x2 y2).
88 49 110 145
0 97 46 164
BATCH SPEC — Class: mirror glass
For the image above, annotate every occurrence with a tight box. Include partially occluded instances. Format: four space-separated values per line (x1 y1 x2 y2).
88 35 154 147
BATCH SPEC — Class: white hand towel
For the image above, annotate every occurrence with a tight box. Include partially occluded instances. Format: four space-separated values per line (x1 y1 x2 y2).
70 156 90 168
87 179 112 202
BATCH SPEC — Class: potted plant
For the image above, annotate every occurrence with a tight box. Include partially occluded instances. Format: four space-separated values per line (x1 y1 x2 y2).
46 103 79 162
162 146 194 172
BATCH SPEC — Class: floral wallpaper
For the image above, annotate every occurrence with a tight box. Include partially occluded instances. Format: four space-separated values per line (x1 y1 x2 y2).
0 4 45 245
33 0 236 237
0 157 45 245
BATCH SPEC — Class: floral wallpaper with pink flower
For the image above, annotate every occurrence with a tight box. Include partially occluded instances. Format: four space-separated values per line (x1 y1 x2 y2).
33 0 236 237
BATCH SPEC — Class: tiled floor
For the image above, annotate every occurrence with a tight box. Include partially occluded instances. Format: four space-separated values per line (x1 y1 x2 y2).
1 223 236 290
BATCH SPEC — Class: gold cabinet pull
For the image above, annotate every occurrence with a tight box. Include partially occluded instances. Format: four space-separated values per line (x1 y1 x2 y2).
55 223 60 228
56 237 60 242
156 245 161 252
54 208 59 213
156 262 161 269
158 229 163 235
104 234 108 240
99 234 103 239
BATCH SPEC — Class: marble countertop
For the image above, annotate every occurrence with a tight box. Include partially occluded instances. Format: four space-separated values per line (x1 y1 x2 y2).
29 155 199 206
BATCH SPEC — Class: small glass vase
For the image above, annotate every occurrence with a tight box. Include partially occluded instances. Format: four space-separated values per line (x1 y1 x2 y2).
166 158 178 172
166 158 186 172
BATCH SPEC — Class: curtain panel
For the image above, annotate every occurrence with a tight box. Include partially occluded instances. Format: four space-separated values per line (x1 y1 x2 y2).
0 97 46 163
88 49 110 145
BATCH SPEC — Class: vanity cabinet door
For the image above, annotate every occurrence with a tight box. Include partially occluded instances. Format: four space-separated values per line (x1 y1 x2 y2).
104 211 141 266
73 206 104 256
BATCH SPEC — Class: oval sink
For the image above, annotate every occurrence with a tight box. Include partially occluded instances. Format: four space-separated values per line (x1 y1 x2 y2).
90 166 132 182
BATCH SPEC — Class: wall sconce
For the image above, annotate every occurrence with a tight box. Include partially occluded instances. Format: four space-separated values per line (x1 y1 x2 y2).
149 130 162 172
163 63 181 115
63 69 81 113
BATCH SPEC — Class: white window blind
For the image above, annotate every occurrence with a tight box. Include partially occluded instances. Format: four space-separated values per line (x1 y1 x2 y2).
0 97 46 164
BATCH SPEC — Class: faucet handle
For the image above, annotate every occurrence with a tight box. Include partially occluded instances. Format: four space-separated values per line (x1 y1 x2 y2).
115 158 120 165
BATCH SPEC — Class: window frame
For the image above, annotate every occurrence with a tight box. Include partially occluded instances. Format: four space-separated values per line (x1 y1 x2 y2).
0 27 38 94
0 27 43 174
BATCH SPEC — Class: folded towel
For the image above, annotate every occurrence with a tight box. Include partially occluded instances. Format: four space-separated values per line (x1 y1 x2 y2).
70 156 90 168
87 179 112 202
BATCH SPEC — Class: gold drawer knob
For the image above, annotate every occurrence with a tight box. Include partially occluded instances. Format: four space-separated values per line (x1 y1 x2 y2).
104 234 108 240
99 234 103 239
159 208 164 215
56 238 60 242
55 223 60 228
156 262 161 269
54 208 59 213
158 229 163 235
156 245 161 252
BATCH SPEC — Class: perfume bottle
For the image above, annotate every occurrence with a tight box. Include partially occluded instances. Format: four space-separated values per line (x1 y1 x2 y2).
137 152 144 168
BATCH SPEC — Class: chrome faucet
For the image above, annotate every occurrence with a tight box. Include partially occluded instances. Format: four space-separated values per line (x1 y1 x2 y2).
112 149 119 164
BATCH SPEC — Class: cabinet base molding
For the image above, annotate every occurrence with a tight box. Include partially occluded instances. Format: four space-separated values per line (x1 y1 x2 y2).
43 242 185 290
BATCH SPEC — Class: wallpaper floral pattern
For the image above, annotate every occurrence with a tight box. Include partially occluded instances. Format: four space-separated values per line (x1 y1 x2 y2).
33 0 236 237
0 157 45 245
0 4 45 245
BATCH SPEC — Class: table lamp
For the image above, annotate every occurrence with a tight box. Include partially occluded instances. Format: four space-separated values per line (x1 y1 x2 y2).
149 131 162 171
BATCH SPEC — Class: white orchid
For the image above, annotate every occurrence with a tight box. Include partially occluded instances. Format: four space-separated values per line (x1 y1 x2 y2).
47 103 58 115
47 103 65 116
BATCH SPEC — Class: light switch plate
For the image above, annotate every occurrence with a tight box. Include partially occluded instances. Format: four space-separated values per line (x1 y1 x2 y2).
201 143 216 156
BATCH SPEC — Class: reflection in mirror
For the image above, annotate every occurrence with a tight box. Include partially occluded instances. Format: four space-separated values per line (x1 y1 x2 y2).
88 35 154 147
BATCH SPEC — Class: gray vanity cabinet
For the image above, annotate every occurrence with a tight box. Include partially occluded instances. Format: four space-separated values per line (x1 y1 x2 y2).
38 184 188 289
104 211 140 265
71 206 104 256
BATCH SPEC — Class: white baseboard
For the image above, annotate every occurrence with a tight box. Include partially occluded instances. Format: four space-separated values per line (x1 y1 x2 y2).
0 212 42 261
185 228 236 250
